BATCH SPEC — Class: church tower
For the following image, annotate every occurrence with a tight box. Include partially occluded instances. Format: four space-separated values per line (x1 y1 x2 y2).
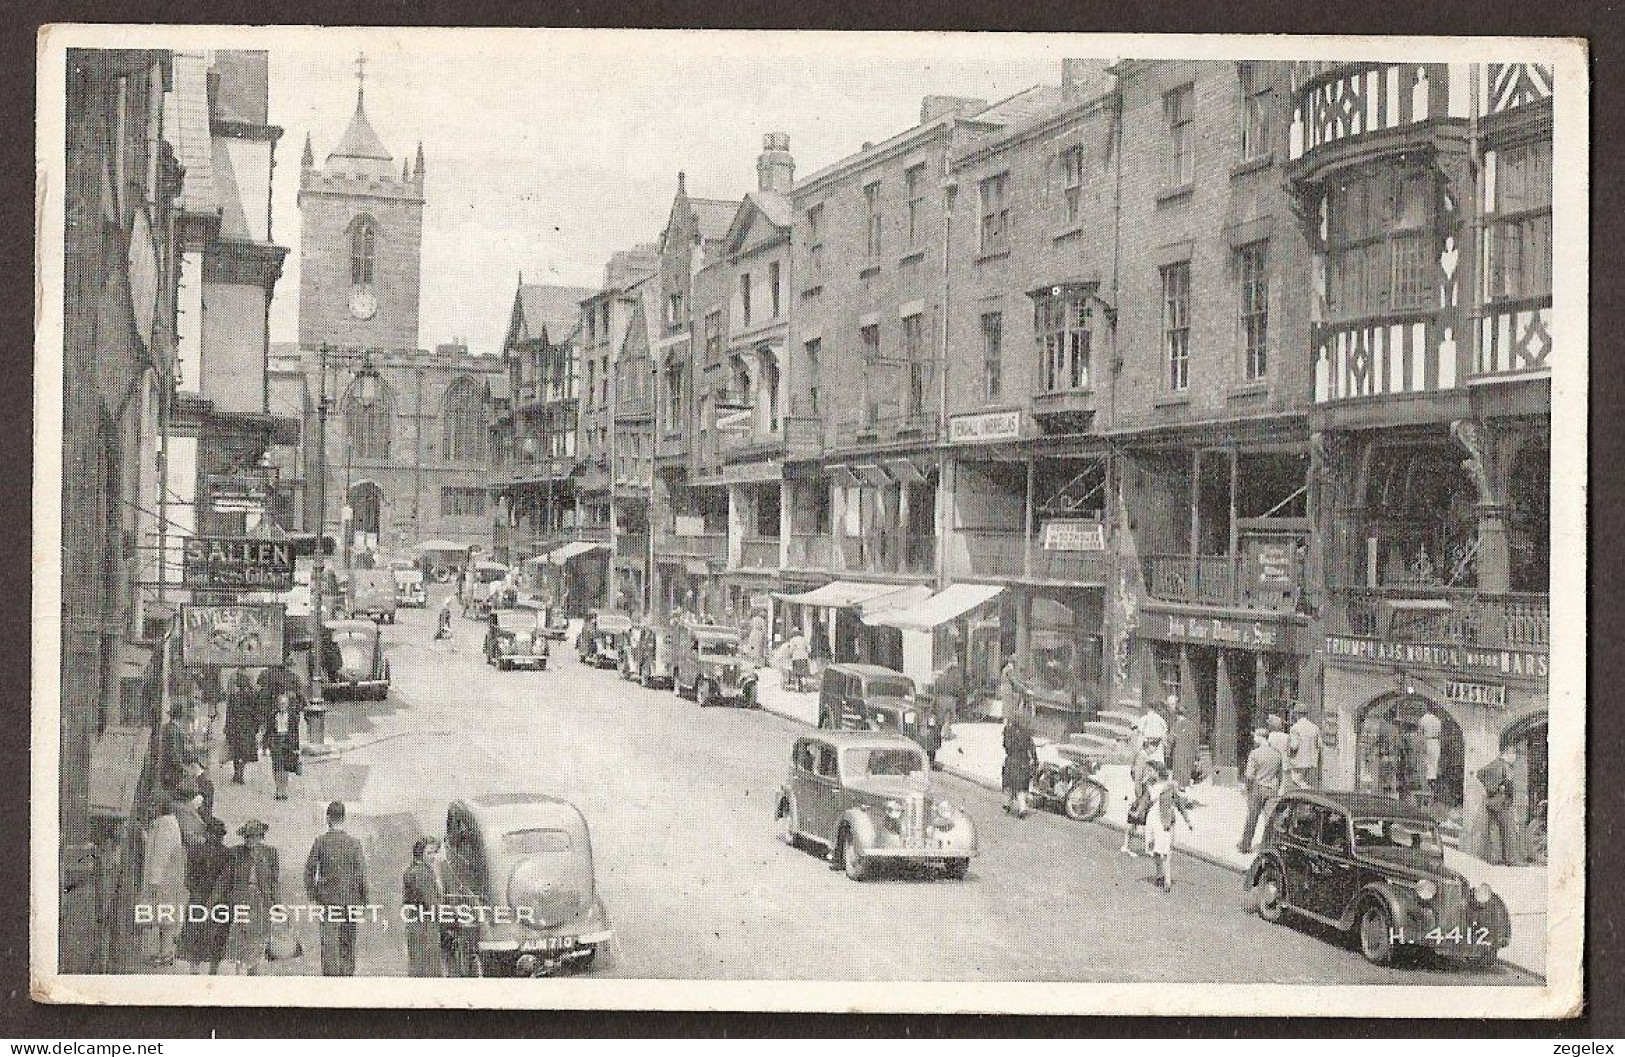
297 54 424 352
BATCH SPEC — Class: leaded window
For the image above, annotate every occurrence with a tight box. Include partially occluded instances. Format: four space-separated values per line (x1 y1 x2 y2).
441 377 485 460
1036 293 1091 392
1486 138 1553 301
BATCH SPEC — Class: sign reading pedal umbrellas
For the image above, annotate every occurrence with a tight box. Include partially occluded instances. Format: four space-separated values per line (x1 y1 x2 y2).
180 603 287 668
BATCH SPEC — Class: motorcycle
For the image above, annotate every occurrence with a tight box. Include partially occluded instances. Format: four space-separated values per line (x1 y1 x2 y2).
1028 754 1109 822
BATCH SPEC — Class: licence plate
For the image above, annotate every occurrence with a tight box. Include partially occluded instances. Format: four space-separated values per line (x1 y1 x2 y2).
520 936 578 952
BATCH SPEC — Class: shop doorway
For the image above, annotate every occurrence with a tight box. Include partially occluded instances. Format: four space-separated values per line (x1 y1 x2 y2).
1356 694 1465 810
1224 649 1259 766
1187 645 1218 758
1502 715 1548 830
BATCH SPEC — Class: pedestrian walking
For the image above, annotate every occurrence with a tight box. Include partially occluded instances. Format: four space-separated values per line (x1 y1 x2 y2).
1121 741 1158 856
216 819 279 976
177 817 229 974
1000 713 1037 819
185 687 219 819
1146 761 1194 892
1167 704 1195 786
1476 746 1525 866
435 595 454 640
1418 708 1444 806
1288 703 1323 791
265 692 301 801
140 798 189 967
402 837 445 977
223 669 262 785
998 654 1029 722
157 699 203 810
785 628 812 692
304 800 370 976
1237 728 1284 853
1134 701 1170 763
1265 713 1291 759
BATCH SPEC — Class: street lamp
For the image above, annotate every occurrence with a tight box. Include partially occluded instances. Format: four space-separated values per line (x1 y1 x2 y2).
306 346 383 751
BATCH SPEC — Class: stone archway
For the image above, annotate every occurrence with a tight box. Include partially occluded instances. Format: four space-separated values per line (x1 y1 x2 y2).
348 480 384 550
1354 691 1465 811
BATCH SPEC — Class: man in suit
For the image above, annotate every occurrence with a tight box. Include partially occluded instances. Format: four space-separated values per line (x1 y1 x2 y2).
1477 747 1525 866
305 800 370 975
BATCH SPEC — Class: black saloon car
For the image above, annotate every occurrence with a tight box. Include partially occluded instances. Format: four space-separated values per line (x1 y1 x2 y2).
1246 791 1510 967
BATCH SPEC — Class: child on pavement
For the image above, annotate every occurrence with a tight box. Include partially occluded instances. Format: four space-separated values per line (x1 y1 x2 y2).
1146 761 1194 892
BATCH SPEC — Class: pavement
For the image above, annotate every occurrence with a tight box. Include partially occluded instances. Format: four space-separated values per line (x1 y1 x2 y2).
752 666 1548 980
148 604 1536 983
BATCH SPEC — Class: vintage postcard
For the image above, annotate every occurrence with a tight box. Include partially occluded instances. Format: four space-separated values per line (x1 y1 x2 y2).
33 25 1586 1016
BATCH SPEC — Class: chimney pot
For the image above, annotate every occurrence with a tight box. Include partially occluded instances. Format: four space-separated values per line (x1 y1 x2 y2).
756 132 795 193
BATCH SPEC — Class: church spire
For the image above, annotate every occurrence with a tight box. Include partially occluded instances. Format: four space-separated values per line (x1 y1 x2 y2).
414 141 425 178
355 50 367 110
302 132 313 168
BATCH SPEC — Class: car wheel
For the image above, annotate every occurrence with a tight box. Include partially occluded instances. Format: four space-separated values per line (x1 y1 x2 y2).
1254 862 1286 923
839 830 869 882
778 796 801 849
943 858 970 880
1064 780 1108 822
1358 900 1397 966
698 680 715 708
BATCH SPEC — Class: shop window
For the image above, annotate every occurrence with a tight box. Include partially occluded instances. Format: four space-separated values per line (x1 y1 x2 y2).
1364 443 1479 588
1356 695 1464 811
1152 642 1182 705
1027 594 1103 714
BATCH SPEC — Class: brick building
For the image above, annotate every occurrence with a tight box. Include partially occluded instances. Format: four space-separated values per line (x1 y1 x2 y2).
61 48 184 973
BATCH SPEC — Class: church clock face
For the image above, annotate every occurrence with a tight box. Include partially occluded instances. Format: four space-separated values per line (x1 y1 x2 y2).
349 287 378 321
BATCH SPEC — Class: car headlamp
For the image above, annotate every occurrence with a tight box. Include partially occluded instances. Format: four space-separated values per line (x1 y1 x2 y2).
884 799 903 820
1414 879 1437 902
515 954 539 975
903 710 918 725
1472 883 1493 904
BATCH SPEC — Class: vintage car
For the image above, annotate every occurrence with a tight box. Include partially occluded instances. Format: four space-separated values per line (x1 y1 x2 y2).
775 731 977 882
441 794 613 977
538 605 572 642
576 610 632 668
393 566 427 608
817 663 943 763
484 603 551 671
1247 791 1511 967
349 568 399 624
461 560 512 619
619 623 673 688
319 618 391 700
670 623 758 707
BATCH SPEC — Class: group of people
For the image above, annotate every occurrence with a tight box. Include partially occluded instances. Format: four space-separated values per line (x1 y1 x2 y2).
1119 699 1199 892
1237 704 1326 853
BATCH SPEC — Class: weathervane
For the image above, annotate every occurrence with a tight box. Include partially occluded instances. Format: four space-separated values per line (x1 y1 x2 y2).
355 50 367 104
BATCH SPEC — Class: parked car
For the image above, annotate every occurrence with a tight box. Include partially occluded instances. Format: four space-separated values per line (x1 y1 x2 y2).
776 731 977 882
485 603 550 671
1247 791 1511 967
817 663 943 764
670 623 758 707
576 610 632 668
462 560 511 619
620 623 673 688
440 794 613 977
539 605 571 641
393 566 427 608
319 618 390 700
349 568 399 623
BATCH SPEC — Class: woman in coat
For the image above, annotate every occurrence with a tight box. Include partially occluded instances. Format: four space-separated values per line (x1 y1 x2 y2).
223 670 262 785
401 837 445 977
178 817 229 973
215 819 279 975
264 692 300 801
1001 713 1038 819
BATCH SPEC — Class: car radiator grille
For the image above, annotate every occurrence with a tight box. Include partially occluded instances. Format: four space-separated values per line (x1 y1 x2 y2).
1438 878 1467 926
902 795 925 846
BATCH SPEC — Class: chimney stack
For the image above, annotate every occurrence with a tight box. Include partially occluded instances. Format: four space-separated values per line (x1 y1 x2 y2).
757 132 794 193
1061 58 1105 100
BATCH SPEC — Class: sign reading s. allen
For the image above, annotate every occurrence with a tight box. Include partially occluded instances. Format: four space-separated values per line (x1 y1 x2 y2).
182 536 295 591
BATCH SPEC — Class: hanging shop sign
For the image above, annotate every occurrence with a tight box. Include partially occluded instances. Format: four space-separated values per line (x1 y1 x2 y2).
948 410 1021 444
204 473 274 515
182 536 295 591
180 603 287 668
1324 636 1549 680
1040 518 1106 552
1445 680 1508 708
1140 609 1298 652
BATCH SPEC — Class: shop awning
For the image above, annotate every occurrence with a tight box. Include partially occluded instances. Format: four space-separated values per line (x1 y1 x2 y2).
549 541 606 565
858 583 934 620
776 580 915 609
865 583 1005 632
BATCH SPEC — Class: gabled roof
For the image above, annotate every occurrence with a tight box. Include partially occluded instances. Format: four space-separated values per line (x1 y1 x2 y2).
690 197 742 243
722 191 793 256
511 283 597 345
330 95 392 162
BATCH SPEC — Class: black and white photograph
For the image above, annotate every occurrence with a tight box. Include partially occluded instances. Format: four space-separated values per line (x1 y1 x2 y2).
33 26 1585 1016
